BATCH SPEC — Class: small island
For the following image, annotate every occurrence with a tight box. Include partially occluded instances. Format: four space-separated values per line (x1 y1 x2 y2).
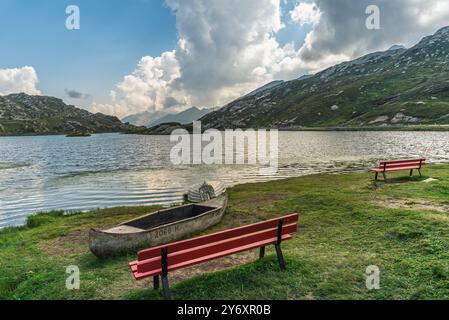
66 132 92 137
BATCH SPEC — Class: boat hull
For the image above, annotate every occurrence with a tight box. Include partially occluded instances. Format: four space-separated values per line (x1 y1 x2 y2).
89 195 227 258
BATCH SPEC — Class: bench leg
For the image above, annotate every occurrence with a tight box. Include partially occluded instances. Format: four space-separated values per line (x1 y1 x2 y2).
161 248 171 300
382 172 387 183
274 244 286 270
418 169 422 177
162 275 171 300
410 169 414 177
153 275 160 290
375 172 379 181
259 246 266 259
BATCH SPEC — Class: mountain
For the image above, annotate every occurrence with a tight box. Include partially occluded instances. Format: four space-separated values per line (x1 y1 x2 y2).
297 74 313 81
123 106 213 127
142 122 194 135
388 44 406 51
152 107 213 126
201 26 449 129
0 93 136 136
244 80 284 97
122 110 168 127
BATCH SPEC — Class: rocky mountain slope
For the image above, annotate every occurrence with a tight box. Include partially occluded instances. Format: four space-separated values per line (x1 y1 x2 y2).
0 93 135 136
201 27 449 129
244 80 284 98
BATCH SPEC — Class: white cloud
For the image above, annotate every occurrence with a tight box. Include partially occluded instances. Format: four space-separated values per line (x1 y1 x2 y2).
92 50 188 118
299 0 449 64
93 0 449 118
290 2 321 26
0 66 41 95
95 0 311 118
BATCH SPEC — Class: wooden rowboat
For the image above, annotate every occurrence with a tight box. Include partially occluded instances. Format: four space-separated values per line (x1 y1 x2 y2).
89 193 227 258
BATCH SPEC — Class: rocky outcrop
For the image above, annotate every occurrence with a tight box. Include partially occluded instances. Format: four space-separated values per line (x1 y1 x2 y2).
0 93 137 136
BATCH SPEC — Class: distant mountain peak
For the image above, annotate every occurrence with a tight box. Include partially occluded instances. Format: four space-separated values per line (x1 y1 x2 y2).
435 25 449 35
388 44 406 51
122 106 213 127
244 80 284 98
297 74 313 81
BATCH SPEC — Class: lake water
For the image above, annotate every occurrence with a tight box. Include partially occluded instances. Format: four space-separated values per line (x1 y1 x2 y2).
1 131 449 228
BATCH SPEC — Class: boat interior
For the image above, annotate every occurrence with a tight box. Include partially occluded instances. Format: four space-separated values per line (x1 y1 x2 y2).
123 204 217 231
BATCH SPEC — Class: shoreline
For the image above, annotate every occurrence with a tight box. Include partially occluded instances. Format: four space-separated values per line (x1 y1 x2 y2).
3 125 449 137
3 160 449 231
285 125 449 132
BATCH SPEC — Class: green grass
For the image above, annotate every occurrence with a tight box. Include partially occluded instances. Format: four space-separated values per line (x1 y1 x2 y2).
2 165 449 300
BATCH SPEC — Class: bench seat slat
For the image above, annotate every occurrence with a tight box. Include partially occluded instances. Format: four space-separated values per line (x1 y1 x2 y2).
138 213 299 261
371 165 424 172
136 222 297 274
132 234 293 280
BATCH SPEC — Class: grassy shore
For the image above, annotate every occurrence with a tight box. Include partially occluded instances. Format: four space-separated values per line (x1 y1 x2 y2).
1 165 449 300
286 125 449 132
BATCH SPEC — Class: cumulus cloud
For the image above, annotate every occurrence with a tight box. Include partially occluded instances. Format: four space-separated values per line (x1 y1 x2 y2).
299 0 449 65
94 0 311 117
0 66 41 95
166 0 299 106
94 0 449 118
290 2 321 27
92 50 188 118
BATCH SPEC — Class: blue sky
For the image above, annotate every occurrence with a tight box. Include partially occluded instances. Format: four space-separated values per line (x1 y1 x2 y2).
0 0 177 106
0 0 310 110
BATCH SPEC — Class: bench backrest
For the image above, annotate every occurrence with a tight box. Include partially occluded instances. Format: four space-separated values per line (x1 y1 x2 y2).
136 213 299 274
378 158 426 170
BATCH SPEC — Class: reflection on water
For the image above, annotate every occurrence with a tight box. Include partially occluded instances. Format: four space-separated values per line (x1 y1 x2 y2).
1 131 449 228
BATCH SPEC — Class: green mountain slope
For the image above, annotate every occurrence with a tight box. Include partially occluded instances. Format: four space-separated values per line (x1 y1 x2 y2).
201 26 449 129
0 93 135 136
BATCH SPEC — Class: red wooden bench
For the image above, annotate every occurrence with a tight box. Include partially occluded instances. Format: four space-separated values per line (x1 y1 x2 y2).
129 213 299 300
371 158 426 182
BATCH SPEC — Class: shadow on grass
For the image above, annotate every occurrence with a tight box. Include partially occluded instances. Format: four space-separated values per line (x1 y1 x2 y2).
373 175 429 187
124 256 320 300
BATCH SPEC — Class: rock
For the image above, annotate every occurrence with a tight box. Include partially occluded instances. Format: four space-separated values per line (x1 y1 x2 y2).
422 178 439 183
391 113 421 124
369 116 389 124
330 105 339 111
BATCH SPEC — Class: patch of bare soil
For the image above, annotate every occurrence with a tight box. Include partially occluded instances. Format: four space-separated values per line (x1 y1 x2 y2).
38 229 90 256
375 198 449 213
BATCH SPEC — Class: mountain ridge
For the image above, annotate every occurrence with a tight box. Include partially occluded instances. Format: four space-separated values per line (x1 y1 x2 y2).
0 93 136 136
200 26 449 130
